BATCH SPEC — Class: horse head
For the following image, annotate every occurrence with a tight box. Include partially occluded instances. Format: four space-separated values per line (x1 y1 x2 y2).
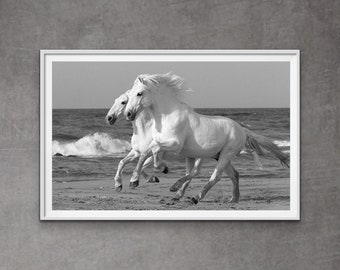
124 74 157 121
106 93 129 125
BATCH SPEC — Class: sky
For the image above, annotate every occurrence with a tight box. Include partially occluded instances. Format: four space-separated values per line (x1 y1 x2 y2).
53 61 289 109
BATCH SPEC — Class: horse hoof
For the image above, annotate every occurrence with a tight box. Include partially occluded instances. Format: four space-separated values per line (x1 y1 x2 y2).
228 197 239 203
190 197 199 205
159 198 166 204
129 181 139 188
115 185 122 193
166 198 179 206
162 166 169 174
147 176 160 183
169 185 179 192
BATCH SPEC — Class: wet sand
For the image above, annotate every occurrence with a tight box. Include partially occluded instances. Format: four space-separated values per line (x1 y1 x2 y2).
53 175 290 210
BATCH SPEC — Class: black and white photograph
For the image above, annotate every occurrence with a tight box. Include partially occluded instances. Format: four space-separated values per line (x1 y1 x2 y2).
3 1 339 268
41 51 299 220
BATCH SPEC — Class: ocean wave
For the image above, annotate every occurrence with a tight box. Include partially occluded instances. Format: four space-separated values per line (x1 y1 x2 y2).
228 112 255 116
53 132 131 157
53 133 81 141
209 112 255 117
239 122 251 128
274 140 290 148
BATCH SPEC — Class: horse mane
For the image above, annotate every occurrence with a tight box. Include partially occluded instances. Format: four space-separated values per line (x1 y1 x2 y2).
135 72 190 102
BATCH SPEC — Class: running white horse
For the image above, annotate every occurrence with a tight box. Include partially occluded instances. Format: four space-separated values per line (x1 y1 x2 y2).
124 73 289 204
106 91 202 201
106 92 169 192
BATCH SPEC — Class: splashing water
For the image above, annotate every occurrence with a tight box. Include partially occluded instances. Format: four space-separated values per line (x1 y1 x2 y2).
52 132 131 157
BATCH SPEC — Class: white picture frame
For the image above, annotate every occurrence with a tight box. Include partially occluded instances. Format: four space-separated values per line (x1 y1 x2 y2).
40 50 300 220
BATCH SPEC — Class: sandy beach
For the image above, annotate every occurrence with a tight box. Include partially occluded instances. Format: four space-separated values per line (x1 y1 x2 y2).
53 174 290 211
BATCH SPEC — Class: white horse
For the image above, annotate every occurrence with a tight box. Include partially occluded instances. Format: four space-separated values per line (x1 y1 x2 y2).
124 73 289 204
106 91 202 201
106 87 206 202
106 92 169 192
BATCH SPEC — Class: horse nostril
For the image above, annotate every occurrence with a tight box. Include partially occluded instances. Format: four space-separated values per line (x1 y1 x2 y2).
107 116 113 121
127 111 132 117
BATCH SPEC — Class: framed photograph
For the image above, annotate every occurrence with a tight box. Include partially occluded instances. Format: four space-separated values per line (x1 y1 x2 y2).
40 50 299 220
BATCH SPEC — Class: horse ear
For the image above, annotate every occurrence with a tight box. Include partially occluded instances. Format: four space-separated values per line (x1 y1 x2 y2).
138 76 146 85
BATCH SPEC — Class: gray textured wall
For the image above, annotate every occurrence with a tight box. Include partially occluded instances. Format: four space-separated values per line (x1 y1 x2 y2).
0 0 339 269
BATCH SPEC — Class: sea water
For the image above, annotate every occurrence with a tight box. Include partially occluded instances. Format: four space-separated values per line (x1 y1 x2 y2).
52 108 290 183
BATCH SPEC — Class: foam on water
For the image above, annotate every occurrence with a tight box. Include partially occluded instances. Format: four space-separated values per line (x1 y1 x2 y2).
53 132 131 157
274 140 290 148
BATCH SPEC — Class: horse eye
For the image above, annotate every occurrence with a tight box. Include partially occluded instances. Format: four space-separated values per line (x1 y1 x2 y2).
137 92 143 97
121 101 126 105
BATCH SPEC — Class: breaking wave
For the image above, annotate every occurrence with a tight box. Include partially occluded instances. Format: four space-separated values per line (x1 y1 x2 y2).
53 132 131 157
273 140 290 148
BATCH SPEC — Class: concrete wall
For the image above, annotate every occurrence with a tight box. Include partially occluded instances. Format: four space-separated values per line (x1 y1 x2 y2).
0 1 338 269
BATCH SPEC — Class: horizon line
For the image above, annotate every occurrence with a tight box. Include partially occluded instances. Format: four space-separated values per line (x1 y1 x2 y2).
53 107 290 110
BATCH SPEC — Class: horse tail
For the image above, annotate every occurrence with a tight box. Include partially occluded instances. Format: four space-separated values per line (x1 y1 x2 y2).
251 151 263 170
244 128 289 168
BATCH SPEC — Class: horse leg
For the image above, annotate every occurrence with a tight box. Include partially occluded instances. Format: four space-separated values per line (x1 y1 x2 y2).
169 157 195 192
165 158 194 204
153 151 169 174
114 150 139 192
166 179 193 205
130 150 153 188
168 159 203 204
139 156 160 183
190 150 238 204
186 158 195 174
140 170 149 181
129 139 165 186
124 153 159 185
169 158 203 192
224 163 240 203
190 167 224 204
163 158 194 205
132 139 179 187
151 138 182 172
168 158 202 205
139 156 152 180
